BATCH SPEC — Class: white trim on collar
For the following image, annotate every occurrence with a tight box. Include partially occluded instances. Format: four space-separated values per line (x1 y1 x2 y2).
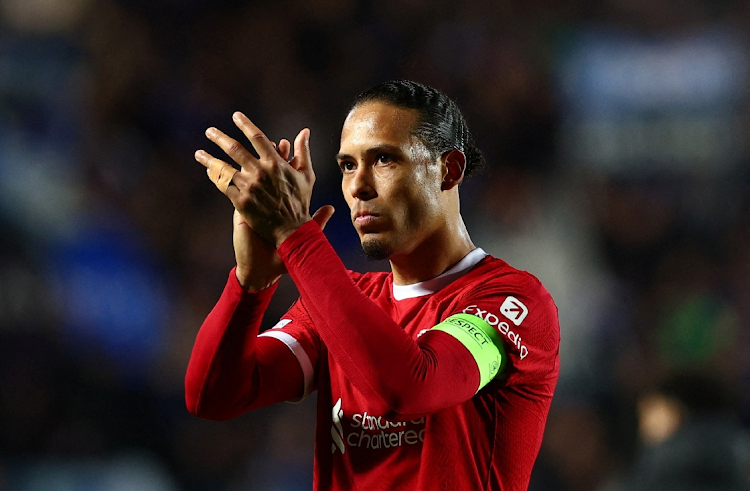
392 248 488 300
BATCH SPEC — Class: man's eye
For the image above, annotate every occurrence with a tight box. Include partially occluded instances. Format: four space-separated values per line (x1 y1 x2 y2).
377 154 395 164
339 161 356 172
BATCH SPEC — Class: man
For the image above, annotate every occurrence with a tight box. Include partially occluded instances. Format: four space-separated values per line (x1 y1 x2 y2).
186 80 560 490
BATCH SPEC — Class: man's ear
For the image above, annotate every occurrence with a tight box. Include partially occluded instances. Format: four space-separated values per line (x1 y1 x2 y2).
441 149 466 191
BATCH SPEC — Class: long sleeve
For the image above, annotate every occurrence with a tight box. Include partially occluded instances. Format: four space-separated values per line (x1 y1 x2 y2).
278 221 480 419
185 268 303 420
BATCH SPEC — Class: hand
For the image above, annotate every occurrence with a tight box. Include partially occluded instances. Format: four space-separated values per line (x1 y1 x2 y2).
195 112 334 290
195 112 324 247
230 138 331 290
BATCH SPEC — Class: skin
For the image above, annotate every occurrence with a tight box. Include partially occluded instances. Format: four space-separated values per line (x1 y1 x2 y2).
336 101 474 285
195 101 474 288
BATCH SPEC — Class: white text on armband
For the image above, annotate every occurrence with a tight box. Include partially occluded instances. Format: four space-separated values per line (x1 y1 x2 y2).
463 305 529 359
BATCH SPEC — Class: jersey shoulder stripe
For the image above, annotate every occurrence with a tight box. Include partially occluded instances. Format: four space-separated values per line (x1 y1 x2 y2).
259 328 315 400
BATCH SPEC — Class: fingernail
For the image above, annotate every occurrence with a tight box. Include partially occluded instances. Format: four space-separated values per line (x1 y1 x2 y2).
206 127 217 138
233 112 243 123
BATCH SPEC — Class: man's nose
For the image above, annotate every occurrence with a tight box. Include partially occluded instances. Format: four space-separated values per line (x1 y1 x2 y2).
349 166 376 200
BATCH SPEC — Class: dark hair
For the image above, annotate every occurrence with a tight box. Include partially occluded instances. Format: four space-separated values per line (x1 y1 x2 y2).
350 80 486 177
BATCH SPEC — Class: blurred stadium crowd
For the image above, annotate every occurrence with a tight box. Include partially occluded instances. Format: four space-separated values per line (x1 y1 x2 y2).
1 0 749 490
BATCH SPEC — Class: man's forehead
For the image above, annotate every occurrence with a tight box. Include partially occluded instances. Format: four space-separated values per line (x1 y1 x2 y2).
340 102 418 149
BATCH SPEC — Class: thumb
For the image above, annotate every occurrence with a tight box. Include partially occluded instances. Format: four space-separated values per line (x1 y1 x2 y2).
311 205 335 230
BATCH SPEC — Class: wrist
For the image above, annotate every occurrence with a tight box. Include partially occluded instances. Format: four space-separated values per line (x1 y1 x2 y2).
235 268 281 292
274 220 309 248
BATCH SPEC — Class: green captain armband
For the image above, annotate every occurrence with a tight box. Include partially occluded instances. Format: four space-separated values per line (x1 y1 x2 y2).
432 313 507 392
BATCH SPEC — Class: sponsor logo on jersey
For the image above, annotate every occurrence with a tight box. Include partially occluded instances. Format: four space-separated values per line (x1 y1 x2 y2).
331 398 346 454
329 398 425 453
499 296 528 326
462 305 529 359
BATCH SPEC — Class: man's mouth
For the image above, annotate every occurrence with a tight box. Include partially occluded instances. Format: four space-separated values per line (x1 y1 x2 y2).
354 214 378 226
353 211 381 228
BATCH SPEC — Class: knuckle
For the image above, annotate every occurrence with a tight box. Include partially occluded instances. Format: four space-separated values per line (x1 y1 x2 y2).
253 166 270 180
226 140 243 155
235 194 252 210
265 159 280 171
230 172 246 187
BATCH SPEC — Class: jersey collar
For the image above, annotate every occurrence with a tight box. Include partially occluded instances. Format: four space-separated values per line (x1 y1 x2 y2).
392 248 488 300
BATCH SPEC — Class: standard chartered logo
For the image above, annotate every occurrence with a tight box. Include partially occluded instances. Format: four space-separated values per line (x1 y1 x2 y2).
330 398 426 454
331 398 346 454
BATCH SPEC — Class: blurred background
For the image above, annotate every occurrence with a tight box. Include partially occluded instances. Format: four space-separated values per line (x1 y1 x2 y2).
1 0 749 490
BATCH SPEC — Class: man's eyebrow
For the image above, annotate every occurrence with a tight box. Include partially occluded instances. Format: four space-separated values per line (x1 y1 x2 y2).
335 145 403 161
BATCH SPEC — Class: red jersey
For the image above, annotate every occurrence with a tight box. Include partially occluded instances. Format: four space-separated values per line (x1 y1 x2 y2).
186 222 560 491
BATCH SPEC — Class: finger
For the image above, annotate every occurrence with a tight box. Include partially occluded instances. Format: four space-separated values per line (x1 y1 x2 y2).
270 140 289 161
194 149 213 168
195 150 238 194
205 127 257 170
233 111 277 161
290 128 312 173
311 205 335 230
277 139 291 161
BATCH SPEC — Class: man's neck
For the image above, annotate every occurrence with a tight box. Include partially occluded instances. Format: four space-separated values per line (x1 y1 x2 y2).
389 218 475 286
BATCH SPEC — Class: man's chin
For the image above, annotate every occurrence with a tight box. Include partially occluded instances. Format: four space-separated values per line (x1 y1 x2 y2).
361 238 392 261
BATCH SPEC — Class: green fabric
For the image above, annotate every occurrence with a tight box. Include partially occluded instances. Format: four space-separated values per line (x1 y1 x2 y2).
432 313 507 391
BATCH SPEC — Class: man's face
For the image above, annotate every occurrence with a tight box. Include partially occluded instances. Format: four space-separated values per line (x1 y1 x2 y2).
337 101 446 259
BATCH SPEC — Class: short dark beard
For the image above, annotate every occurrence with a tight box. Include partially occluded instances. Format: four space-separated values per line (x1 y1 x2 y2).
361 239 392 261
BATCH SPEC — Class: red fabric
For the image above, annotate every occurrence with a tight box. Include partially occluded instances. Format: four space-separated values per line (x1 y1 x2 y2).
186 220 560 490
277 220 481 418
275 222 559 491
184 271 303 420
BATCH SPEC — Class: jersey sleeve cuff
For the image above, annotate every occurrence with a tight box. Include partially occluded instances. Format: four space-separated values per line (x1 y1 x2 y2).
226 266 279 301
277 220 321 260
